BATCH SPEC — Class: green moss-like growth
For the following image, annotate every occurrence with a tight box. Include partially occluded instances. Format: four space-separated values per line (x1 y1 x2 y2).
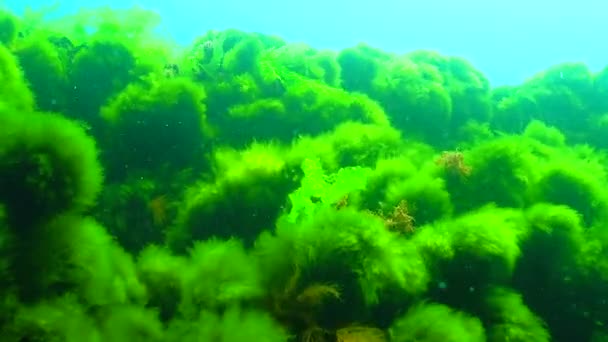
6 296 164 342
491 85 534 133
0 108 103 226
389 302 486 342
221 76 390 146
372 56 452 146
587 112 608 149
166 306 288 342
179 239 264 319
484 287 550 342
285 76 389 126
528 147 608 226
264 43 342 87
368 50 491 147
167 143 295 250
99 305 164 342
17 7 172 125
492 63 595 141
68 39 137 123
101 77 211 180
337 43 389 93
408 50 492 128
136 245 187 321
512 204 586 340
521 203 585 265
0 44 35 111
191 33 390 147
443 136 535 213
258 206 430 309
360 144 437 208
43 215 146 307
204 72 263 132
254 208 429 335
222 34 265 75
185 29 283 83
252 159 428 333
5 295 100 341
289 121 404 170
136 245 188 321
414 206 527 311
447 207 526 276
522 120 566 147
7 214 145 305
592 65 608 113
0 10 19 46
384 173 453 226
13 33 70 112
95 177 170 253
589 64 608 147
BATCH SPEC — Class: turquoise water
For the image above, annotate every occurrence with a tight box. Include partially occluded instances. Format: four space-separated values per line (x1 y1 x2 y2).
1 2 608 341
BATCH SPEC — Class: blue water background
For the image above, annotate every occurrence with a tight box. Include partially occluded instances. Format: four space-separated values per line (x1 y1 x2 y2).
2 0 606 86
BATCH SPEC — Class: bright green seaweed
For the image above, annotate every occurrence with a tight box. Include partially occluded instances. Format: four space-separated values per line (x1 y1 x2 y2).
2 5 608 342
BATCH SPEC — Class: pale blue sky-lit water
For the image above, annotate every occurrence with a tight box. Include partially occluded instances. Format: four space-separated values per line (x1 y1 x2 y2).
2 0 607 86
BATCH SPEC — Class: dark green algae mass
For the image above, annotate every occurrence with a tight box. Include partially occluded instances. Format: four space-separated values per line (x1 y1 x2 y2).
2 6 608 342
